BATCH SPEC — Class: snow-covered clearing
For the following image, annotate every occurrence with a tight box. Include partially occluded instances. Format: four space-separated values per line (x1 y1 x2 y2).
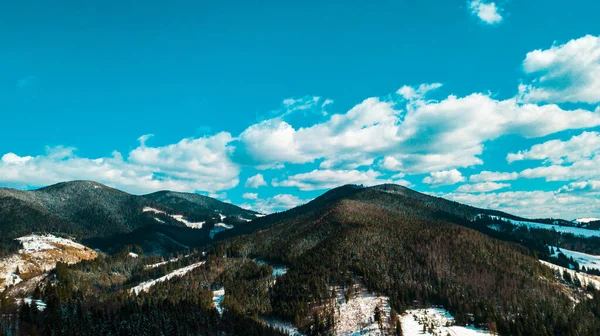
128 252 138 258
253 259 288 277
144 254 192 269
540 260 600 290
130 261 205 295
401 308 490 336
170 215 205 229
478 215 600 238
264 317 304 336
0 234 96 292
16 234 87 254
212 287 225 315
550 246 600 272
332 285 391 335
209 223 235 239
142 207 205 229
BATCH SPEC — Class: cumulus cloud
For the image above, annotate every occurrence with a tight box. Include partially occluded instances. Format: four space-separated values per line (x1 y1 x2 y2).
272 169 409 191
0 133 239 194
519 35 600 104
249 194 309 214
508 131 600 164
397 83 443 100
422 169 465 186
469 171 519 182
456 182 510 193
469 0 503 24
508 131 600 182
558 180 600 194
245 174 267 188
242 192 258 200
234 87 600 174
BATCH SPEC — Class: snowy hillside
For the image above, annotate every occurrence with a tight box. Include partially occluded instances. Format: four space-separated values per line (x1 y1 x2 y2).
550 246 600 272
0 234 96 291
480 215 600 238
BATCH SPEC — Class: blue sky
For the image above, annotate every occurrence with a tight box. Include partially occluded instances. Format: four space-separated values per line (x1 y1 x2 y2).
1 0 599 218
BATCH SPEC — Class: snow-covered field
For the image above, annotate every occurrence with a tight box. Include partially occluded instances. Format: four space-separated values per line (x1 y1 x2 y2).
540 260 600 290
401 308 490 336
550 246 600 272
0 234 96 291
479 215 600 238
130 261 206 295
142 207 205 229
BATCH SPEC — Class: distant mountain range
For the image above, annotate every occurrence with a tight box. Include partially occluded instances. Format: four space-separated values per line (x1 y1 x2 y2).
0 181 259 255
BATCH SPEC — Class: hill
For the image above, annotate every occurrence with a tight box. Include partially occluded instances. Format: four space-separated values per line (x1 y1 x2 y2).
0 181 257 256
220 184 600 335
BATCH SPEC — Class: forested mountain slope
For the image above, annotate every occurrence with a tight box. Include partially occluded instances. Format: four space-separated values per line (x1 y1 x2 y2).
221 184 600 335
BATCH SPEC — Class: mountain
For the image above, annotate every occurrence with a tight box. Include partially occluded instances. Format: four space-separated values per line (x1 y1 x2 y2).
2 182 600 335
0 181 257 256
220 184 600 334
143 190 259 221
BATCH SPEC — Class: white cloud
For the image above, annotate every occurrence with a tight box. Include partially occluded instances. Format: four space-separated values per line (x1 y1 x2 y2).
469 0 503 24
558 180 600 194
508 131 600 182
0 133 239 194
235 87 600 174
508 131 600 164
519 35 600 104
272 169 409 191
245 174 267 188
242 192 258 200
519 156 600 182
422 169 465 186
397 83 443 100
469 171 519 182
250 194 309 214
447 190 600 219
456 182 510 193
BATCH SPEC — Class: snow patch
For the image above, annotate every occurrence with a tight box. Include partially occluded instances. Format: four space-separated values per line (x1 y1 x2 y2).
17 298 47 311
0 234 96 292
209 223 235 239
128 252 139 258
170 215 205 229
142 207 204 228
550 246 600 272
143 207 165 214
540 260 600 290
212 287 225 315
401 308 490 336
130 261 206 295
332 285 391 335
